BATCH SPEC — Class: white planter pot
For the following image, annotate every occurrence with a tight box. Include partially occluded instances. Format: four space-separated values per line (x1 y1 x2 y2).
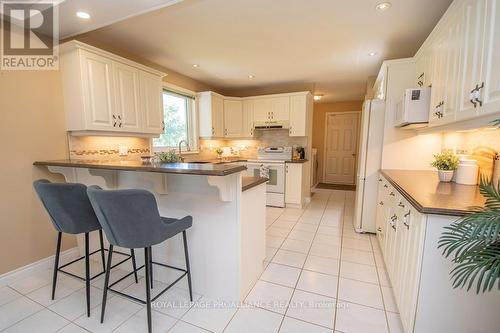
438 170 454 182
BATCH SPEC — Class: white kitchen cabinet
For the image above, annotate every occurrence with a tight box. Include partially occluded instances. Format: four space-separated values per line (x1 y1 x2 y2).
242 100 254 137
289 94 312 136
252 98 272 122
285 163 302 205
60 41 165 136
457 0 488 120
198 91 224 138
223 99 243 137
80 50 116 131
140 71 164 134
271 97 290 121
478 0 500 116
113 62 141 131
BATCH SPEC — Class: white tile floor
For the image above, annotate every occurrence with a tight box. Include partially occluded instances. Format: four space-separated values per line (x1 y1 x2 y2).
0 189 403 333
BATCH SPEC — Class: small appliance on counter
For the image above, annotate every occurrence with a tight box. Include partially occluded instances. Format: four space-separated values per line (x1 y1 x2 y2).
455 158 479 185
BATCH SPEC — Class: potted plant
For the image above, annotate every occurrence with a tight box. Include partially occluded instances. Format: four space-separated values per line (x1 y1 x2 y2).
431 151 459 182
156 150 182 163
215 147 223 159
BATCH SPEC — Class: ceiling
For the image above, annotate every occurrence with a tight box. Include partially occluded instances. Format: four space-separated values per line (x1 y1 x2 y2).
58 0 452 102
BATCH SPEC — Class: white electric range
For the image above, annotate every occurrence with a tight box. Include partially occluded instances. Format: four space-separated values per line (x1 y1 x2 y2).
246 147 292 207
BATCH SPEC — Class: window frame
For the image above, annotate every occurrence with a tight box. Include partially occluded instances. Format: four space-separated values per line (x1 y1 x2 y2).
152 83 199 154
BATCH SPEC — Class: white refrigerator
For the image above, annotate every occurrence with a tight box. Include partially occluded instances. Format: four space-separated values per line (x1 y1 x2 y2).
353 99 385 233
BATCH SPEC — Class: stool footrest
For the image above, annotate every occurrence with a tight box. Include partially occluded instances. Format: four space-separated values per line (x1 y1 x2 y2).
106 261 188 305
58 248 135 282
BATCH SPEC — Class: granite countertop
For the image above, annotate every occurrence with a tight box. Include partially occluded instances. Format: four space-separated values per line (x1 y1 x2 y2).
380 169 486 216
241 176 268 192
34 159 246 176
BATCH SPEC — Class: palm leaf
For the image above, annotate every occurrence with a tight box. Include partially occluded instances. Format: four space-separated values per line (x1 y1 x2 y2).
438 172 500 293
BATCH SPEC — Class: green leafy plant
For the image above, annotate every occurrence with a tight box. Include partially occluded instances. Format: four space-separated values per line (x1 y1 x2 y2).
156 150 182 163
431 151 460 171
438 176 500 293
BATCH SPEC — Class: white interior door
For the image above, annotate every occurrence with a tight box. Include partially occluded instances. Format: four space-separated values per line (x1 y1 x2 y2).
323 112 359 185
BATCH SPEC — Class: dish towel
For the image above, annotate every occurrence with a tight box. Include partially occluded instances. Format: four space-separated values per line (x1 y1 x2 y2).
260 165 269 179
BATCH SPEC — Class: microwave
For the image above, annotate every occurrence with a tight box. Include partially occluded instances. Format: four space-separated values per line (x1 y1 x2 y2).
394 87 431 129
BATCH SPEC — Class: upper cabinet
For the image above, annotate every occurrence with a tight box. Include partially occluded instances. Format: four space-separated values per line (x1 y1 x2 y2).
60 41 165 136
198 91 312 139
223 99 243 137
198 91 224 138
414 0 500 128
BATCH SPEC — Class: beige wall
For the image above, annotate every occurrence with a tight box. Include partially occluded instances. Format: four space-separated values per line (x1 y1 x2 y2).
313 101 363 183
0 70 76 275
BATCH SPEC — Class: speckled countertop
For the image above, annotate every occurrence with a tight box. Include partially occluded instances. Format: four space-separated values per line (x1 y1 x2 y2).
34 159 246 176
380 169 486 216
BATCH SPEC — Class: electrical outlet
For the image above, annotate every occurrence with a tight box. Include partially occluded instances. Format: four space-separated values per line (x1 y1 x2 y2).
119 145 128 156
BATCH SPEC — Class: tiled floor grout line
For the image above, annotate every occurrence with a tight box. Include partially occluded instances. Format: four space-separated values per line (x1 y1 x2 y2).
370 234 393 332
332 191 348 332
276 192 335 332
220 206 306 333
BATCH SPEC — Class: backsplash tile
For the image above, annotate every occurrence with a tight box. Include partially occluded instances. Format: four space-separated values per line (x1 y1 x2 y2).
68 135 150 160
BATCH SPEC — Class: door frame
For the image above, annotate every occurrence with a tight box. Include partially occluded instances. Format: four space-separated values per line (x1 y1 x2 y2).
322 111 361 185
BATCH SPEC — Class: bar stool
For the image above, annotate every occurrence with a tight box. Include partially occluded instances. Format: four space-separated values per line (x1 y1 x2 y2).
86 186 193 333
33 179 139 317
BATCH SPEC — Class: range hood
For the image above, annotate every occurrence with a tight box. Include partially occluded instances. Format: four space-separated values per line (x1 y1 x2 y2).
254 121 289 130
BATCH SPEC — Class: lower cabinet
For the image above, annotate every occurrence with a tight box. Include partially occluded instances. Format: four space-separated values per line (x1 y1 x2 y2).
376 174 426 333
285 163 302 205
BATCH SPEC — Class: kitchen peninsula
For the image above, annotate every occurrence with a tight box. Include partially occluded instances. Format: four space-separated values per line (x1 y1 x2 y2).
34 159 267 302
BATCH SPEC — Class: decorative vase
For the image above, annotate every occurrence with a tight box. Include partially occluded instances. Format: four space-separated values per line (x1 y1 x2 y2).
438 170 454 182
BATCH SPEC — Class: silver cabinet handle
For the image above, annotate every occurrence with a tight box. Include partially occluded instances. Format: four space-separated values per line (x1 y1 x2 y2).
475 82 484 107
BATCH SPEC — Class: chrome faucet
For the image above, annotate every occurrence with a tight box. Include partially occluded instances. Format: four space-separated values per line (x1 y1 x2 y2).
178 140 190 162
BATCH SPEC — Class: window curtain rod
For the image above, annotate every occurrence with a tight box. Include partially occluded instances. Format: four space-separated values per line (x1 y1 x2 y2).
163 88 196 100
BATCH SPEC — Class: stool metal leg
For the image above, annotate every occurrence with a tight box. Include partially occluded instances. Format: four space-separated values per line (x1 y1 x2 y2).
130 249 139 283
51 232 62 300
182 231 193 302
144 247 152 333
101 245 114 324
84 232 91 317
149 246 154 289
98 230 106 272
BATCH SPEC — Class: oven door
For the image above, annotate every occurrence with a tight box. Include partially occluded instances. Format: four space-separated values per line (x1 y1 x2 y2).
246 162 285 194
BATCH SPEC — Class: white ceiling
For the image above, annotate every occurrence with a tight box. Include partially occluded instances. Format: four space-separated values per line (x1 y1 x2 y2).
58 0 452 101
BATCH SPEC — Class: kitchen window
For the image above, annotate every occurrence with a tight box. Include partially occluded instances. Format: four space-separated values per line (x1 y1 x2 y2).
153 88 198 152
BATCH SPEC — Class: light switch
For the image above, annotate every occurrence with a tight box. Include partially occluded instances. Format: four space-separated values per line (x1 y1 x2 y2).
119 145 128 156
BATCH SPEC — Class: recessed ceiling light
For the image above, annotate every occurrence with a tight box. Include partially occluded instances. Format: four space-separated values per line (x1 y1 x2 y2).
375 2 392 11
368 51 377 56
248 75 255 79
313 95 323 101
76 11 90 19
192 64 199 68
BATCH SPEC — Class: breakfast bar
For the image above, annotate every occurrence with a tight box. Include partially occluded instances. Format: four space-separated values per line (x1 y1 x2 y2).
34 159 267 302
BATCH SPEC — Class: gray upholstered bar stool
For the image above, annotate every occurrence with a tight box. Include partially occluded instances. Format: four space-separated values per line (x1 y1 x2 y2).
86 186 193 333
33 179 139 317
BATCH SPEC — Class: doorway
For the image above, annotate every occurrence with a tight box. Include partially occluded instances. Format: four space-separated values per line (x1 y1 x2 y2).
323 111 360 185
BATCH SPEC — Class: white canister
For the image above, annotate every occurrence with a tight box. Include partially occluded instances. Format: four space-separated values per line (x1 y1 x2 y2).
454 159 479 185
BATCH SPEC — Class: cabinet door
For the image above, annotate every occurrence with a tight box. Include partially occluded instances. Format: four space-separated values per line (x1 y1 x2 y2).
212 94 224 137
441 14 461 124
253 99 272 122
415 53 426 88
480 0 500 115
242 100 254 137
457 0 488 120
289 95 307 136
81 51 116 130
140 71 163 134
113 62 141 132
429 32 446 125
271 97 290 122
285 163 302 205
223 99 243 137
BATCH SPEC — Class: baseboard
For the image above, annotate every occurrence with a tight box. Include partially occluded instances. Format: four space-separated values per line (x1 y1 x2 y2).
0 247 80 287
